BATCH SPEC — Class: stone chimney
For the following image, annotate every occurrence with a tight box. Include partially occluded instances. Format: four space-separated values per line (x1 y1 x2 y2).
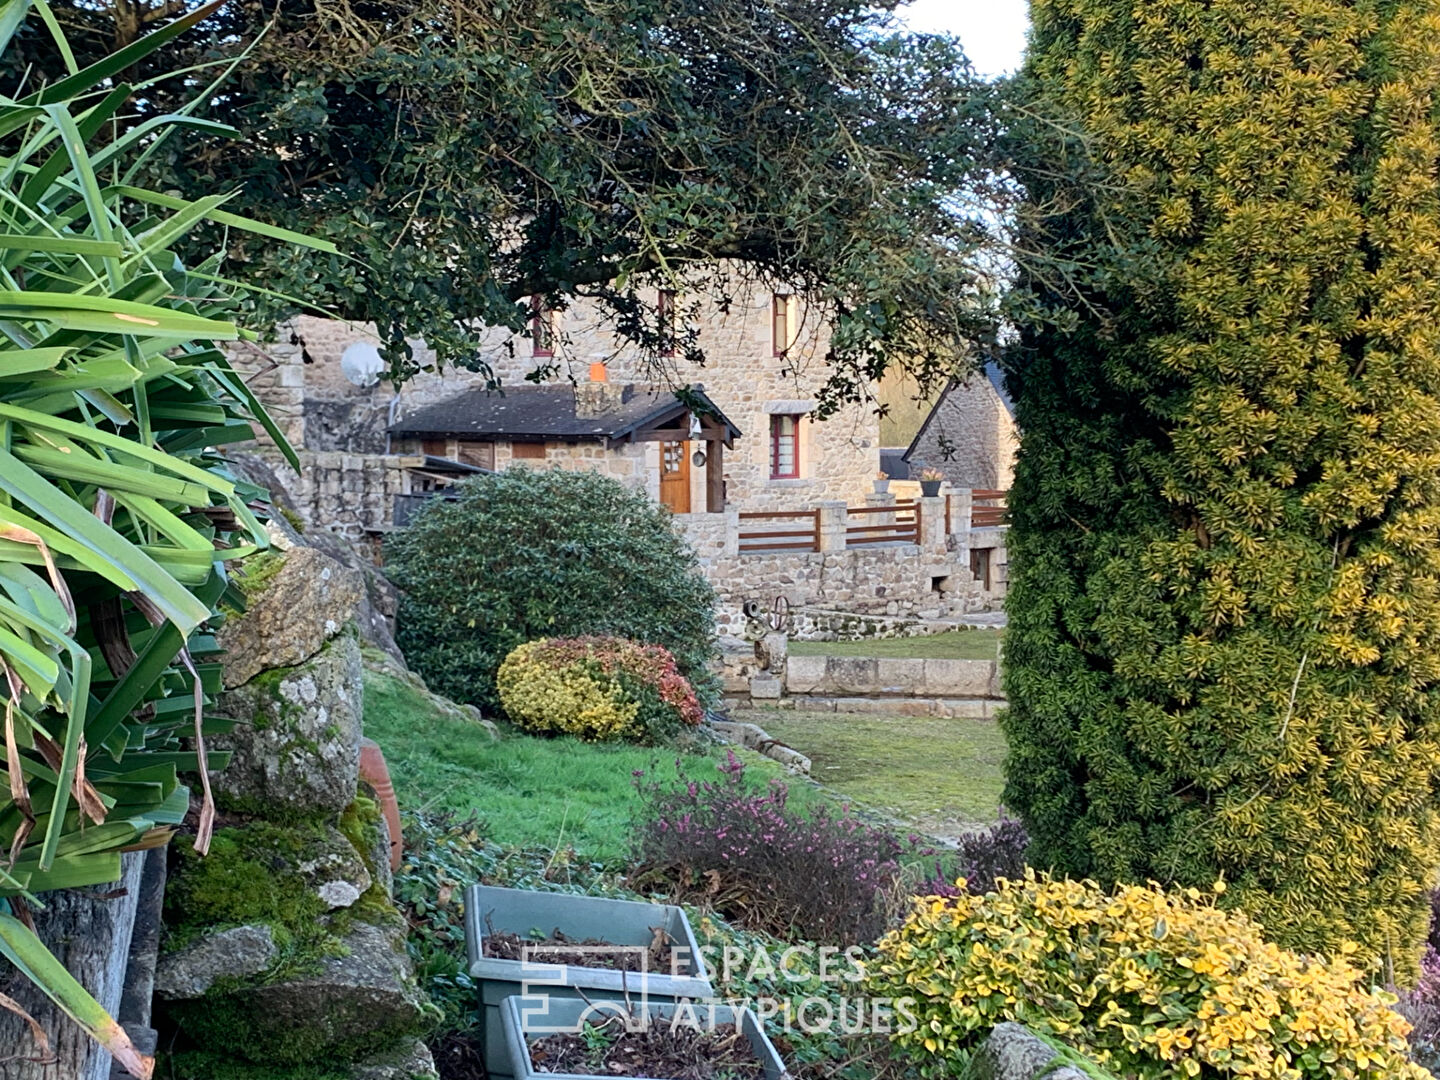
575 362 626 418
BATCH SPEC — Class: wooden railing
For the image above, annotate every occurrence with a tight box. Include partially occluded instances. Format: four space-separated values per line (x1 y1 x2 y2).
846 500 919 547
738 508 820 553
972 489 1008 528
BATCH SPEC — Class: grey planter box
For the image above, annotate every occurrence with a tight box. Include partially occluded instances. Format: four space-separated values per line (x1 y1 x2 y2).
465 886 714 1080
500 995 788 1080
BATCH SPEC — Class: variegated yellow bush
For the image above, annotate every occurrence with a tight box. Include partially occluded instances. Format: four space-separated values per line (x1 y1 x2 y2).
867 873 1428 1080
496 640 640 740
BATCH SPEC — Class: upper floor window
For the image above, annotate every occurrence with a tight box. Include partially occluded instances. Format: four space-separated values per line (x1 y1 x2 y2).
770 414 801 479
771 293 792 357
531 297 555 357
658 289 677 357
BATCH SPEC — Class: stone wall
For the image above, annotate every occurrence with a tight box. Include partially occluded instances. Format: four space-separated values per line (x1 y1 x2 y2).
907 371 1018 491
232 276 881 514
675 494 1008 633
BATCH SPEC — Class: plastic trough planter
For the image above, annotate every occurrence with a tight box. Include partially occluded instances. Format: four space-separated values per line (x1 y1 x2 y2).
500 996 788 1080
465 885 714 1080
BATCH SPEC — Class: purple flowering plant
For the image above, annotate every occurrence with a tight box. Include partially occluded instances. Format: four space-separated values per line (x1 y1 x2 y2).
630 751 909 944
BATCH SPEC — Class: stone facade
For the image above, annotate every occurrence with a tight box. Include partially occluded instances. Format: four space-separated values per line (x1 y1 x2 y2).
905 365 1018 491
231 278 880 514
674 494 1006 632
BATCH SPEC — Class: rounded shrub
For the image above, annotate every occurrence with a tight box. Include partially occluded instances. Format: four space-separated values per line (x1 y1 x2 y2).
866 873 1424 1080
386 469 717 711
497 636 703 742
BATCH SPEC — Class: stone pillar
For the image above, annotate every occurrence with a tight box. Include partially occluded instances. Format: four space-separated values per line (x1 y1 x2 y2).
919 495 947 553
817 501 848 551
721 508 741 556
948 488 973 535
864 491 896 527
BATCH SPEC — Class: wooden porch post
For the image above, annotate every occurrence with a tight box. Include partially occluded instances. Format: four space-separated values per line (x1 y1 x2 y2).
706 440 725 512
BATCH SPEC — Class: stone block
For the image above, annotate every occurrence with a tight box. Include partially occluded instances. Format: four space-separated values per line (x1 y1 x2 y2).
219 545 363 689
168 919 426 1066
961 1022 1090 1080
923 658 997 698
749 674 783 700
876 658 925 695
824 656 880 695
156 926 277 1000
785 654 828 693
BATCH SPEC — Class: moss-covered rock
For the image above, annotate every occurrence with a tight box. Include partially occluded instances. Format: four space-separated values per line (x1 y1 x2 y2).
219 545 363 689
212 631 363 817
160 818 429 1067
166 919 428 1066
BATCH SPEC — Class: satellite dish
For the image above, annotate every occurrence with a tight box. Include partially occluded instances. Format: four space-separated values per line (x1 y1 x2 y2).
340 341 385 388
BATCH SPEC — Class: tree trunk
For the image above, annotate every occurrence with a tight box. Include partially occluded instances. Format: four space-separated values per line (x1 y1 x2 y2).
0 852 146 1080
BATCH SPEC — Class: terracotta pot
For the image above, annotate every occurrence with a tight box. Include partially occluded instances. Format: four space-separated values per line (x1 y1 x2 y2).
359 737 403 871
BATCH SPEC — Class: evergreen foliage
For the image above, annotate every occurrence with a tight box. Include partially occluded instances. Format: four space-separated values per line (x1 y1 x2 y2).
1 0 1005 407
1002 0 1440 980
385 469 717 712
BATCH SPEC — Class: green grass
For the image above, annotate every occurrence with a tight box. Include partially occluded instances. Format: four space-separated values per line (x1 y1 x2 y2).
787 628 1003 660
362 665 810 865
750 709 1007 836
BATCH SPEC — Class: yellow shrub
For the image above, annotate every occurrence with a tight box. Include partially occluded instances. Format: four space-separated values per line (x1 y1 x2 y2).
866 873 1427 1080
496 639 640 740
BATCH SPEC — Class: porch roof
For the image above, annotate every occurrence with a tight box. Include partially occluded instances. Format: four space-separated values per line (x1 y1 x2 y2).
388 383 740 447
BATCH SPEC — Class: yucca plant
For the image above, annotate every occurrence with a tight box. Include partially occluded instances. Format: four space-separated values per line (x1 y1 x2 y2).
0 2 334 1075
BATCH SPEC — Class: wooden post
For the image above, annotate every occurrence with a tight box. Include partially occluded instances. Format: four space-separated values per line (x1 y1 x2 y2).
0 852 146 1080
706 440 725 513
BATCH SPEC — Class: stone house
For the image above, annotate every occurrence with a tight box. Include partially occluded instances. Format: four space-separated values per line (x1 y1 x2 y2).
903 362 1018 491
236 280 880 517
387 381 739 514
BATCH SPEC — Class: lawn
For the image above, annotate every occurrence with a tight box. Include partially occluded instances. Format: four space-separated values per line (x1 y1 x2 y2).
787 628 1003 661
750 709 1007 837
362 665 813 865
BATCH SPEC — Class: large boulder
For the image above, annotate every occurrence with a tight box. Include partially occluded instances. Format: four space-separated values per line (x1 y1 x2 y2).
219 544 363 689
211 633 364 816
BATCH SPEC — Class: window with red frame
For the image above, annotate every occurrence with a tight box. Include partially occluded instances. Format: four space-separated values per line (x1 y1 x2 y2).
531 297 555 357
770 414 800 479
658 289 677 357
771 293 791 357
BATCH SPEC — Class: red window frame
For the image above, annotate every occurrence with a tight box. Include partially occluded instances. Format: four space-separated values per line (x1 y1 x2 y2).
769 414 800 479
531 297 555 358
771 293 790 357
658 289 677 357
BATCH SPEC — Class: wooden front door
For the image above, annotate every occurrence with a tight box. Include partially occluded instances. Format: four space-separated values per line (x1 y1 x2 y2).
659 441 691 513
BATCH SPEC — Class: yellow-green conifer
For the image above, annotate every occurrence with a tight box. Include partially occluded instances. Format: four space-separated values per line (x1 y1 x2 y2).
1003 0 1440 980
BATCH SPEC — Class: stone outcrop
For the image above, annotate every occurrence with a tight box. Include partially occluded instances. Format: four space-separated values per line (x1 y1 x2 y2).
159 530 436 1080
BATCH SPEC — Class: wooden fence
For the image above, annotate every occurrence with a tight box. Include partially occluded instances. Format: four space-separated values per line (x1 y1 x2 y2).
971 489 1008 528
738 508 821 553
845 500 919 547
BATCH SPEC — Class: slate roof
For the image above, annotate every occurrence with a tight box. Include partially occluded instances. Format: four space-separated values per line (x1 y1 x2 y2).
388 384 739 444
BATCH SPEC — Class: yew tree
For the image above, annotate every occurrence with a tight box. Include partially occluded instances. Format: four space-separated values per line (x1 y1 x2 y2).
1001 0 1440 978
4 0 1002 402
